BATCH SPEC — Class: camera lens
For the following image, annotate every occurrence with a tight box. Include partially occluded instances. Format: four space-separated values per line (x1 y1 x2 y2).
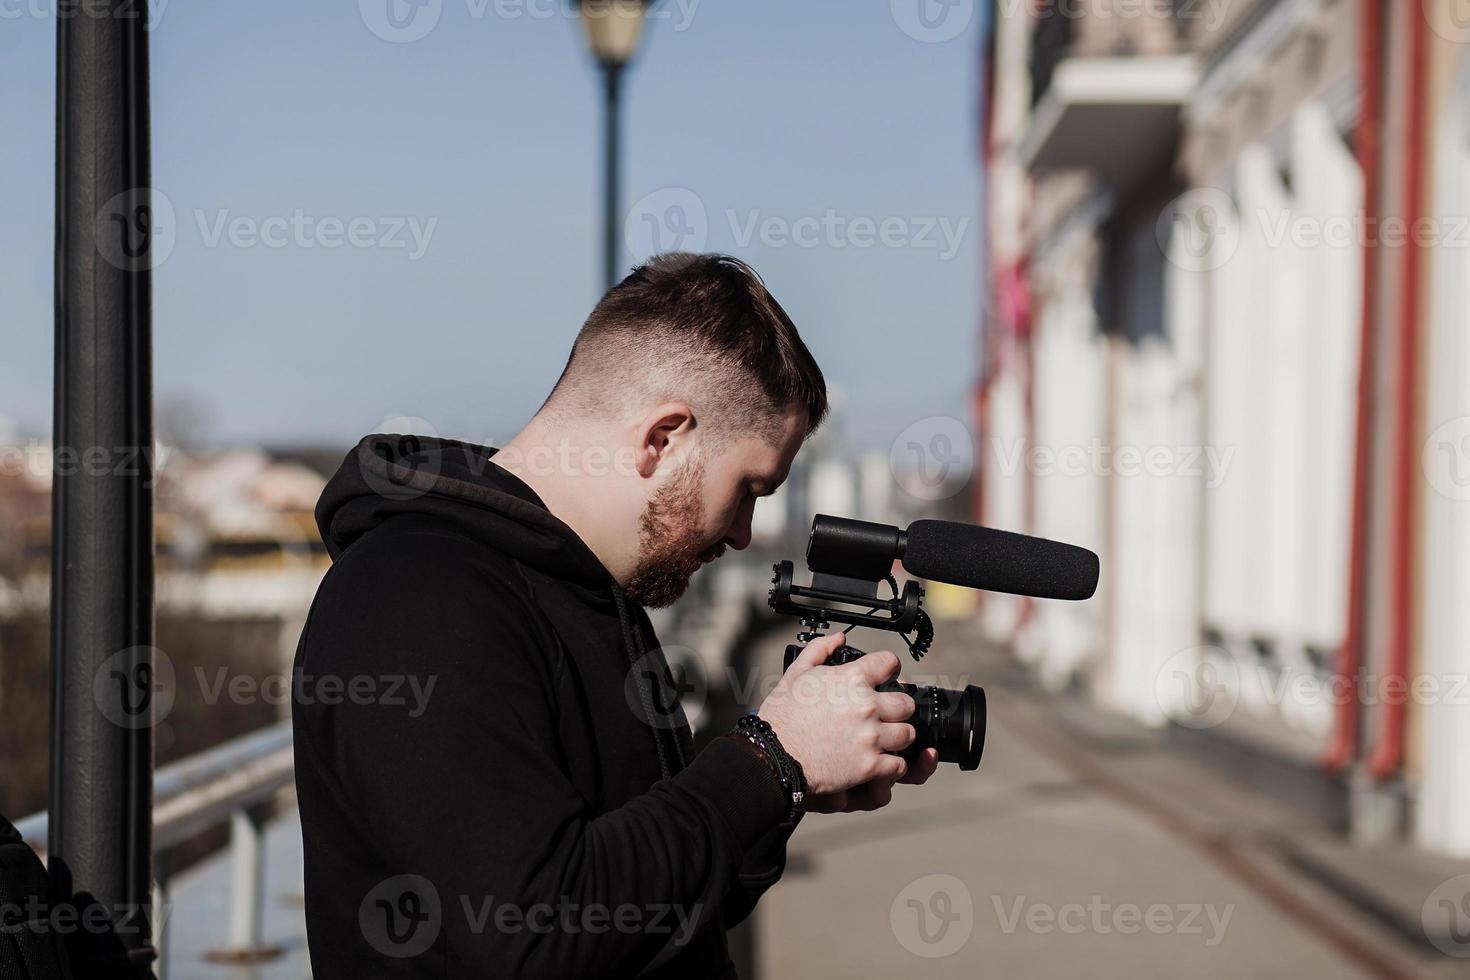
892 681 986 771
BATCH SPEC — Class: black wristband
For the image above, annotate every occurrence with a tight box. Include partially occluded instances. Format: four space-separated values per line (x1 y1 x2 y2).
736 714 806 821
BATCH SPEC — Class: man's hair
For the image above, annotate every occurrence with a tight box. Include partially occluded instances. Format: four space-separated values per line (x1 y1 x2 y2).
543 253 828 445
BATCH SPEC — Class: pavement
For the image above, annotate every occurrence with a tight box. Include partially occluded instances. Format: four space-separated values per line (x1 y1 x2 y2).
743 618 1470 980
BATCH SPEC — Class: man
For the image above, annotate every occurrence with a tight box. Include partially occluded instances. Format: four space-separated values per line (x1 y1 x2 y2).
293 253 938 978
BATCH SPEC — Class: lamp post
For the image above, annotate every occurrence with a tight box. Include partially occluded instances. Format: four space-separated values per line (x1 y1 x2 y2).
53 3 157 975
574 0 651 290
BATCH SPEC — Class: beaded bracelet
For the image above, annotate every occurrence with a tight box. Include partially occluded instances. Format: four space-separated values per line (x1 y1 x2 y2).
736 714 806 822
737 730 804 823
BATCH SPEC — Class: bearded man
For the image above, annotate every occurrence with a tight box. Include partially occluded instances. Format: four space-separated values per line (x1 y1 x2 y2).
292 253 937 978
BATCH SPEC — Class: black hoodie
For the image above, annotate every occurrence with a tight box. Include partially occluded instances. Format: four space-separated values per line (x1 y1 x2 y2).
293 435 796 979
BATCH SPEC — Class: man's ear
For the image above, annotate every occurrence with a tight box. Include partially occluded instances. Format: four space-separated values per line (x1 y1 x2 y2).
634 402 697 478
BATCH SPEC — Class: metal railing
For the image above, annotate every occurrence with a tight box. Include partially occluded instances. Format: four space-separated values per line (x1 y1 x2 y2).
16 720 296 976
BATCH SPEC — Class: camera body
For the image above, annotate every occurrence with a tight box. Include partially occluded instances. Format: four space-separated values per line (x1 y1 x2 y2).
780 642 986 771
769 515 987 772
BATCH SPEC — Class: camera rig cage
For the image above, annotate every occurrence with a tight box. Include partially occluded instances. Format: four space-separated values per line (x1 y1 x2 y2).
767 559 935 659
766 512 937 661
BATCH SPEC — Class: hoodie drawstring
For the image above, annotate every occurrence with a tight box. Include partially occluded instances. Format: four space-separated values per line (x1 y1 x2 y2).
611 586 679 780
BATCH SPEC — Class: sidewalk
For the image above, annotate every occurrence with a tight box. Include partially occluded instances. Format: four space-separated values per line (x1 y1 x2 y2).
745 618 1470 980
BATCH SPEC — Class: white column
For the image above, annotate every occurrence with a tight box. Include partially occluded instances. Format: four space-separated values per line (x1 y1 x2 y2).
1285 102 1365 739
1032 280 1106 693
1415 55 1470 858
979 364 1028 645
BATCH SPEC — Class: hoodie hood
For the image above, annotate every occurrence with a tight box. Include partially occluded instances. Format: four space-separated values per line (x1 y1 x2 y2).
316 435 615 600
316 434 689 779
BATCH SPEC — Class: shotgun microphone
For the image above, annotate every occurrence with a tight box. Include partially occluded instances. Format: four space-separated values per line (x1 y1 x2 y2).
900 520 1100 601
802 515 1100 602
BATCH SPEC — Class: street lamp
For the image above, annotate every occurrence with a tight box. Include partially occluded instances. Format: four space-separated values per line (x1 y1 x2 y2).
574 0 651 290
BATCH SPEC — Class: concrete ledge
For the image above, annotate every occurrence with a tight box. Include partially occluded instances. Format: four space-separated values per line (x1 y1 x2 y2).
1164 717 1349 830
1285 837 1470 955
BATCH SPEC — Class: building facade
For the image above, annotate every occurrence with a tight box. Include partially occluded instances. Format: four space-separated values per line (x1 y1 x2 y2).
979 0 1470 857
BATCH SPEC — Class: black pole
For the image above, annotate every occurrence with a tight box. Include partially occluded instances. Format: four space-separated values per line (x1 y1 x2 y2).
51 2 157 976
602 60 623 291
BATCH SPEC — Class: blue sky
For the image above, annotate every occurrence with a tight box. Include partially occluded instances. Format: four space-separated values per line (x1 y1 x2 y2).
1 0 984 449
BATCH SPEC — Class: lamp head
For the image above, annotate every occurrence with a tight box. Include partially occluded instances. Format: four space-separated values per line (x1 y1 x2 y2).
576 0 651 68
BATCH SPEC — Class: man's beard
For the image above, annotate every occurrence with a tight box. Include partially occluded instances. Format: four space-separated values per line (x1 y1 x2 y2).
624 457 726 608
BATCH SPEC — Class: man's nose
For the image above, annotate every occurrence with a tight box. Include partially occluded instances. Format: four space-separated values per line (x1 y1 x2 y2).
724 508 753 551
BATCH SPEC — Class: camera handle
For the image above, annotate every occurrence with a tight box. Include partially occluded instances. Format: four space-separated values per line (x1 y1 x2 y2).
782 641 872 673
781 617 850 672
782 620 903 688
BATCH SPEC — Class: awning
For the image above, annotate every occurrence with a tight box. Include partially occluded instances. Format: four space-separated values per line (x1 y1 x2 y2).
1018 56 1199 186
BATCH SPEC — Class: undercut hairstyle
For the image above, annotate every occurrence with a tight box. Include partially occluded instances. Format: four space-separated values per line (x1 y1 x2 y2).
543 253 828 447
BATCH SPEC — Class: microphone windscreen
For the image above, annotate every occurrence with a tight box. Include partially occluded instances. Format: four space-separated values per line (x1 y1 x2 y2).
903 520 1099 601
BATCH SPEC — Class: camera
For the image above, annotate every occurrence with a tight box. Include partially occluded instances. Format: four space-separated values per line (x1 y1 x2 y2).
768 514 1100 773
769 516 988 771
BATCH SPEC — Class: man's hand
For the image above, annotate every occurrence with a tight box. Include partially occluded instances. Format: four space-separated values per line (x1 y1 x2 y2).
757 633 929 811
806 745 940 813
